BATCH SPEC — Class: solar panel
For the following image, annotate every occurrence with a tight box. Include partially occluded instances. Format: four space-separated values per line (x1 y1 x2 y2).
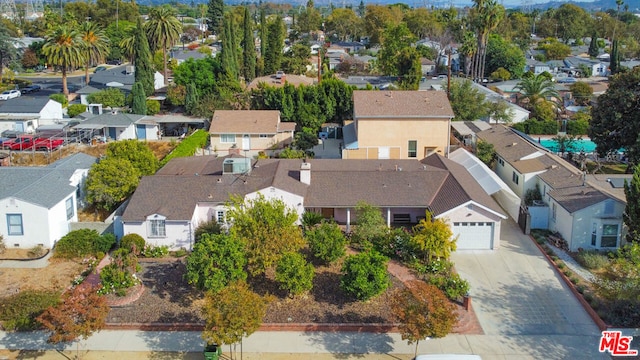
608 178 627 188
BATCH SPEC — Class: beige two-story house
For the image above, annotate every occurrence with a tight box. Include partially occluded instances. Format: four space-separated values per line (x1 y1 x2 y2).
342 91 455 159
209 110 296 157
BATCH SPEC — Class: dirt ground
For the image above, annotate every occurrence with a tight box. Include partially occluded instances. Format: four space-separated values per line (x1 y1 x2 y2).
0 250 84 298
8 141 176 167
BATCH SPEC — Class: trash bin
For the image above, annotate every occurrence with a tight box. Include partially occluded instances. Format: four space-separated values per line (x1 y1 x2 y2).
204 344 222 360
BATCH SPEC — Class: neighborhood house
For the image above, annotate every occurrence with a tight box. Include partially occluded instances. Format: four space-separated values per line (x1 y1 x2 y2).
119 154 506 251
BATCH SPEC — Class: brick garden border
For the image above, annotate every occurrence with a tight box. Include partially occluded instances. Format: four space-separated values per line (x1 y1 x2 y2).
529 235 608 331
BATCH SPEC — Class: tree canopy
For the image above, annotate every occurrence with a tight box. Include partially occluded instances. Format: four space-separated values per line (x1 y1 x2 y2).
185 233 247 293
85 157 140 211
590 66 640 164
228 195 305 276
106 139 159 176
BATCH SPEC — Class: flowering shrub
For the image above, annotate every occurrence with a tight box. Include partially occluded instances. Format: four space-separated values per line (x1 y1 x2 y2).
427 272 470 301
141 245 169 258
98 264 139 296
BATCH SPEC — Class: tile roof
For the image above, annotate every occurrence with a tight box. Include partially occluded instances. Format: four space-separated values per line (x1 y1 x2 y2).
353 91 454 119
209 110 291 134
0 153 97 208
123 154 505 221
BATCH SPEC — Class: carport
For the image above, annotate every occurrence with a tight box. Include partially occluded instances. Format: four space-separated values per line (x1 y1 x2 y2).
449 148 521 221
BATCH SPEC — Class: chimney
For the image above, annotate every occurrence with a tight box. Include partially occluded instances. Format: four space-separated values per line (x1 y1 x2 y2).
300 161 311 185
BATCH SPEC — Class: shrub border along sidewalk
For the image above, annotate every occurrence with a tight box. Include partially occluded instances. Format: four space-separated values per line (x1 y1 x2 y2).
529 235 608 331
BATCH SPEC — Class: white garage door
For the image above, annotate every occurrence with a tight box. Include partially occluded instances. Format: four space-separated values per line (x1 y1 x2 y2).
452 222 494 250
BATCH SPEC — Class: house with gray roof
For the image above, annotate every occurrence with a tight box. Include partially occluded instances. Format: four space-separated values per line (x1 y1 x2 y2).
477 125 627 251
0 152 97 248
0 97 63 133
73 111 159 141
120 154 506 251
89 65 164 92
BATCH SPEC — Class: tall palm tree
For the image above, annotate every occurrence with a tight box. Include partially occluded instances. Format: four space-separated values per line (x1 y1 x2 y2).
145 7 182 85
470 0 504 81
79 21 110 86
514 74 559 115
42 25 86 96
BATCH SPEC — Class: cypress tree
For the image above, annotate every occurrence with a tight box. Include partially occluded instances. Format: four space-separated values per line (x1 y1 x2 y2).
610 39 620 75
207 0 224 34
624 164 640 242
588 31 599 58
220 14 238 81
264 16 285 75
133 17 155 96
131 82 147 115
242 6 256 82
185 83 199 115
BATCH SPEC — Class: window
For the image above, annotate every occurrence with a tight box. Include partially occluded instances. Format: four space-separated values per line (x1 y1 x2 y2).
408 140 417 158
453 222 460 226
259 134 269 138
591 223 597 246
150 219 166 237
512 171 519 184
65 197 74 220
601 224 618 248
217 210 225 223
498 158 504 166
220 134 235 143
552 203 557 221
7 214 23 236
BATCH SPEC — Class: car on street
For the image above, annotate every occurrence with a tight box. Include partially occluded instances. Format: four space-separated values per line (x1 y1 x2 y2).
557 77 577 84
106 59 122 65
19 84 42 94
0 89 21 100
94 66 107 73
275 71 285 79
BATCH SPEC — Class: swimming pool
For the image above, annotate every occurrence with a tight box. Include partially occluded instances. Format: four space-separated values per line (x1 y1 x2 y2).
539 138 598 153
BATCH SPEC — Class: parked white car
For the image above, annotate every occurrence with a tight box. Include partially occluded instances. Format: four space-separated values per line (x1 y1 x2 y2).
0 90 21 100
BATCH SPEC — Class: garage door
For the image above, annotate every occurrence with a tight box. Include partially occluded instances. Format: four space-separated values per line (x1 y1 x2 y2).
452 222 494 250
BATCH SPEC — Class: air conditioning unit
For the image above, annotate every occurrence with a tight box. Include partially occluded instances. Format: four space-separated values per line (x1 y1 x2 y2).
532 200 546 207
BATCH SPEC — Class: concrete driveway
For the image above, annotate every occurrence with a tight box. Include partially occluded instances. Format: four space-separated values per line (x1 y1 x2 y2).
451 219 608 359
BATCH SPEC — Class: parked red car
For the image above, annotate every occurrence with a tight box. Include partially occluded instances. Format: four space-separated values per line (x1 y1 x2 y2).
33 137 65 151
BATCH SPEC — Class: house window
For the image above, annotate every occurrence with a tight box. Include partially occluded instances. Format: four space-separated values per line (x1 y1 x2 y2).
552 203 557 221
65 197 74 220
591 223 597 246
7 214 23 236
601 224 618 248
498 158 504 166
259 134 269 138
150 219 166 237
220 134 236 143
408 140 417 158
512 171 519 185
216 210 225 223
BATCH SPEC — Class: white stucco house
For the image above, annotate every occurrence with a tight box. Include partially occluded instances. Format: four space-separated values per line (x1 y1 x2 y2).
478 125 628 251
73 111 159 141
0 97 63 133
119 154 506 251
0 153 97 249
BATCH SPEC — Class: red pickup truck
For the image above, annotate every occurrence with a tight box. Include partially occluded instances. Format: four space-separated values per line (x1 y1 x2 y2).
33 137 64 151
2 135 64 151
2 135 36 151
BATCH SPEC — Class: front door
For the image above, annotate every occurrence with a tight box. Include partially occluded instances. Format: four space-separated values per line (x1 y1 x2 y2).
108 127 116 140
136 125 146 139
242 134 250 151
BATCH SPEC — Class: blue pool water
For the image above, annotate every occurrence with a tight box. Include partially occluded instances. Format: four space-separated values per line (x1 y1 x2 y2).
539 139 598 153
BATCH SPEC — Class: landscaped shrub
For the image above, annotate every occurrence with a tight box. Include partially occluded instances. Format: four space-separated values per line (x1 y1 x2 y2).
146 99 160 115
563 269 572 277
584 293 593 303
372 227 414 261
576 285 585 294
194 219 222 242
119 233 146 255
172 248 188 257
557 262 566 269
49 93 68 108
570 276 579 285
67 104 86 118
306 220 346 264
340 250 389 301
0 290 60 331
301 211 324 231
275 252 315 296
159 129 209 167
28 245 45 258
428 272 470 301
54 229 115 259
576 250 609 270
141 244 169 258
605 299 640 327
98 263 138 296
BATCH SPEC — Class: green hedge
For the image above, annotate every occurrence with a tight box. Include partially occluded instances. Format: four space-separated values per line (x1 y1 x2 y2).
160 129 209 167
54 229 116 259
